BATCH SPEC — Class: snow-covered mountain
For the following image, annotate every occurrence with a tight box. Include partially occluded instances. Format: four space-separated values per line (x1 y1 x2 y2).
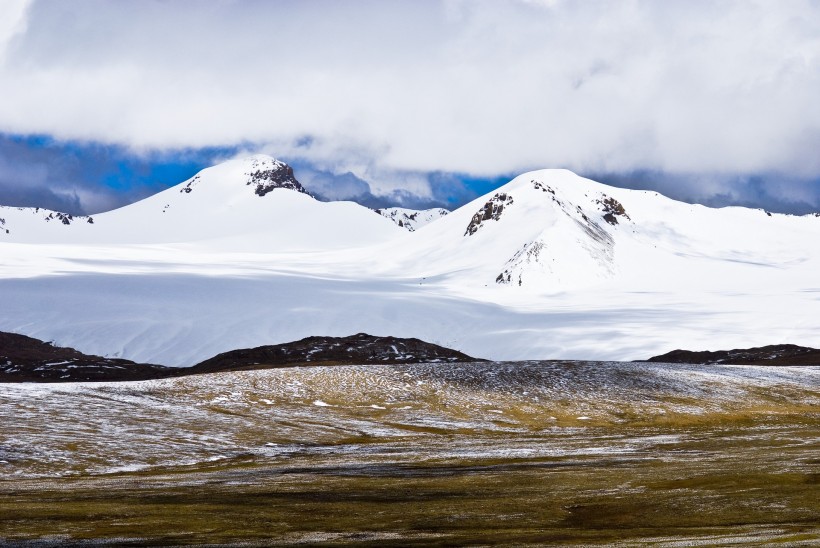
0 157 818 366
375 207 449 231
0 155 400 250
381 169 819 293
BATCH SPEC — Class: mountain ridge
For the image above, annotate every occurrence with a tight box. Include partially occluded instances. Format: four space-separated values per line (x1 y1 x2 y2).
3 156 817 244
0 156 818 365
0 330 483 382
3 329 817 384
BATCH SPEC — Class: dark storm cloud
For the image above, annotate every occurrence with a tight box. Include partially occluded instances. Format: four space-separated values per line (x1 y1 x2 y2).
0 136 116 214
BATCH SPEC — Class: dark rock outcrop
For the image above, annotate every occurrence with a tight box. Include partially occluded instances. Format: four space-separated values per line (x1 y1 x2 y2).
596 195 630 225
246 161 310 197
0 332 172 382
190 333 482 374
647 344 820 366
0 331 483 382
465 193 514 236
179 174 200 193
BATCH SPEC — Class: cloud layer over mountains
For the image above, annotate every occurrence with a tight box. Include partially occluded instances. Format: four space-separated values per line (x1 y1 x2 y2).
0 0 819 213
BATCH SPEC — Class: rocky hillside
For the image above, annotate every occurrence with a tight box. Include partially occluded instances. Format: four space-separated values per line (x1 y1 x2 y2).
647 344 820 365
0 331 172 382
190 333 482 374
0 331 482 382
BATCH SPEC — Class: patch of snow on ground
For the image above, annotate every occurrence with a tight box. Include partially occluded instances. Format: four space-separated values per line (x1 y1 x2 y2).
0 361 816 478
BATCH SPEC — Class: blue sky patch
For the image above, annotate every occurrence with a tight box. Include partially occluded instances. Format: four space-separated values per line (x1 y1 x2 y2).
0 133 818 216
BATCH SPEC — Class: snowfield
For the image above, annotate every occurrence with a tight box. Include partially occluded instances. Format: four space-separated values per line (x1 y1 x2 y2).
0 155 818 366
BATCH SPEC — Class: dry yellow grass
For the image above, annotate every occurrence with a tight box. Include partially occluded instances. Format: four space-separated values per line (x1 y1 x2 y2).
0 361 817 545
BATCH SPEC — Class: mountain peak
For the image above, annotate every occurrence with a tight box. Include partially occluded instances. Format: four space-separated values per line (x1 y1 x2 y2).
179 155 310 198
241 155 310 197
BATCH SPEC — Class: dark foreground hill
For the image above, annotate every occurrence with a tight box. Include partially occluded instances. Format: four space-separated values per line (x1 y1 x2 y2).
0 331 481 382
0 331 172 382
648 344 820 366
190 332 480 374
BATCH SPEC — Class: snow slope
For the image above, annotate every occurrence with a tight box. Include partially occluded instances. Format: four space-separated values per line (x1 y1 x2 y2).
0 159 818 365
386 170 819 293
0 155 401 251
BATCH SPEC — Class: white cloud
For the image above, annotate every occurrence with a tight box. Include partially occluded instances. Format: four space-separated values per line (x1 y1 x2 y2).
1 0 819 185
0 0 31 59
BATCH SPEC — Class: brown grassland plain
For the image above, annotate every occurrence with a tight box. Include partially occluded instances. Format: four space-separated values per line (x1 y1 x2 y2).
0 361 817 546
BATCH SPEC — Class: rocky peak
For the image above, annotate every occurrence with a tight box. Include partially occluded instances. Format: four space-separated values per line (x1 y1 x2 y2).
244 157 310 197
176 156 311 198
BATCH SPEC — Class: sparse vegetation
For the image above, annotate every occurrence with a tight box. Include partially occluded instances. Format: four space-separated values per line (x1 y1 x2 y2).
0 361 817 546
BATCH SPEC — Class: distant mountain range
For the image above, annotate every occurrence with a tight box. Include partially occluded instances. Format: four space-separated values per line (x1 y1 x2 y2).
375 207 449 231
0 155 818 365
